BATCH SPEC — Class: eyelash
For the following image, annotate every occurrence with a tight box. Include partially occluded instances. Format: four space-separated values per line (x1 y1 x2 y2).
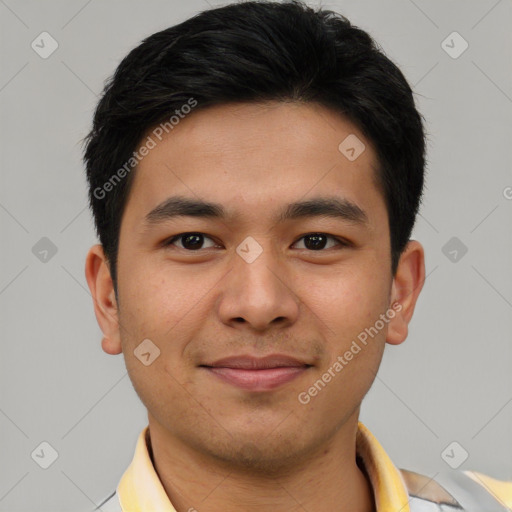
163 232 350 251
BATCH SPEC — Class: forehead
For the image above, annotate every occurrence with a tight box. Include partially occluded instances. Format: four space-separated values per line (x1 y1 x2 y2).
123 101 386 230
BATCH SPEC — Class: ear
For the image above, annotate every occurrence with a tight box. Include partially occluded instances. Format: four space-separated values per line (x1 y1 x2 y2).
84 244 122 355
386 240 425 346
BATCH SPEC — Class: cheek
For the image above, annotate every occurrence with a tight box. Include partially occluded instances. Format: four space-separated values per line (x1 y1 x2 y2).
119 257 197 336
117 258 212 389
309 265 390 334
304 265 390 398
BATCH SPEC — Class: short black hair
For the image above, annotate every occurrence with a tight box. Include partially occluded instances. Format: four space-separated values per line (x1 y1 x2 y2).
83 0 426 296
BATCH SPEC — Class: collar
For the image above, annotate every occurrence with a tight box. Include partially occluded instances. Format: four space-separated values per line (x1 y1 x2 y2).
117 422 410 512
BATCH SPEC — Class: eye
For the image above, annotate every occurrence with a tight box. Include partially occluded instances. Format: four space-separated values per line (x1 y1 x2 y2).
164 232 349 252
292 233 348 251
164 232 218 251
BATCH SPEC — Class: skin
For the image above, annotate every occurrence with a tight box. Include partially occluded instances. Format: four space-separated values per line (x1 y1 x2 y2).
85 101 425 512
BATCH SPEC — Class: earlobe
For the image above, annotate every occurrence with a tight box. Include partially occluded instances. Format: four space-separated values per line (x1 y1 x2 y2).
84 244 123 355
386 240 425 346
101 336 122 355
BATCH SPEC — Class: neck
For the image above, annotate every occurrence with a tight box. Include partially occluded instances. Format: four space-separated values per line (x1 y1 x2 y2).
147 412 375 512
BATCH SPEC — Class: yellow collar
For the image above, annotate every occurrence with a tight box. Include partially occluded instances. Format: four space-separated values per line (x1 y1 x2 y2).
117 422 410 512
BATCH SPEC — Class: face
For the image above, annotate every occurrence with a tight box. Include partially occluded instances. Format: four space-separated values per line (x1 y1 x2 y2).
86 101 424 473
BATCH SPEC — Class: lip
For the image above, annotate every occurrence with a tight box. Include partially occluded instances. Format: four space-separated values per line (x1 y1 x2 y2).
206 354 310 370
200 354 312 391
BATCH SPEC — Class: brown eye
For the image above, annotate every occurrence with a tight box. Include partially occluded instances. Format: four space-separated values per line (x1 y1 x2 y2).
293 233 347 251
165 233 217 250
163 232 348 252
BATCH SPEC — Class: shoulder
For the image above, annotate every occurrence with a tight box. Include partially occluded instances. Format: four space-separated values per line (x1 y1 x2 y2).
400 468 512 512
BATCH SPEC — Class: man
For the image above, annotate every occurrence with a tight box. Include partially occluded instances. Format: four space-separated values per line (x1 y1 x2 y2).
83 1 511 511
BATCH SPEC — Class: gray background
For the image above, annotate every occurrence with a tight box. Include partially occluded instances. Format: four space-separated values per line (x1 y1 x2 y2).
1 0 511 510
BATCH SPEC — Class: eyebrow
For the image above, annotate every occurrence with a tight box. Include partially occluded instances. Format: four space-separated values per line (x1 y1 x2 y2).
143 195 369 228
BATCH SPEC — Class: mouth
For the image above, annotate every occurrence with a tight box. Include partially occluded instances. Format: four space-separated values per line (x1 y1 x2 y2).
199 354 312 391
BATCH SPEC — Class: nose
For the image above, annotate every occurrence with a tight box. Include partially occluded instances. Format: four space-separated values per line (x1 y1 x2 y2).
216 241 300 332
